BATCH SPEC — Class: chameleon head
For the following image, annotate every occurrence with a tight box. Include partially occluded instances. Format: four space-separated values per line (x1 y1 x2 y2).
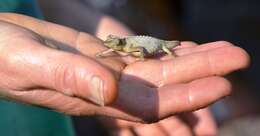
104 35 124 50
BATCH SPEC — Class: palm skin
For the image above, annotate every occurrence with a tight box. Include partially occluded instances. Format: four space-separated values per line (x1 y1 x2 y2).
0 13 250 136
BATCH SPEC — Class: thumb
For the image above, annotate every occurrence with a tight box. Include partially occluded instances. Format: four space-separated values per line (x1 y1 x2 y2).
1 39 117 106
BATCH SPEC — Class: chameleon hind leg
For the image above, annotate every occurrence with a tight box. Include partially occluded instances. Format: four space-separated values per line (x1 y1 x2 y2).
124 46 145 60
162 45 177 57
162 45 172 55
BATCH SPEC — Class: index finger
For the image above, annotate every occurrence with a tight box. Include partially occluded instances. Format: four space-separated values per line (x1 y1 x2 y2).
123 42 250 86
0 13 86 47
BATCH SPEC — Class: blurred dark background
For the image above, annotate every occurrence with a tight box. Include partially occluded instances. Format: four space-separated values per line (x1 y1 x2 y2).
39 0 260 135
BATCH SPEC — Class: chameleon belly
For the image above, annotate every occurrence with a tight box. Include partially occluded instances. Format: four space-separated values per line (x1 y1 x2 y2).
125 36 163 56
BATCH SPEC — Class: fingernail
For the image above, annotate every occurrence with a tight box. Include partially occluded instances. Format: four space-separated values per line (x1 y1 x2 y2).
89 76 105 106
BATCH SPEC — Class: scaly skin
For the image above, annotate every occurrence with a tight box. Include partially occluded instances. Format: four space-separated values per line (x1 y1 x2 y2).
96 35 180 59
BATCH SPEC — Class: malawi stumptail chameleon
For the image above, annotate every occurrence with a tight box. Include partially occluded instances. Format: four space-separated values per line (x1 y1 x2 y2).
96 35 181 60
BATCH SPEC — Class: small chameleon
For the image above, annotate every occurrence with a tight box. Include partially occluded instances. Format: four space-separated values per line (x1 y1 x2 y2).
96 35 180 59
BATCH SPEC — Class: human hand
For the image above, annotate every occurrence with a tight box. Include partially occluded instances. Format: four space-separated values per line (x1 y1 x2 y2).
0 13 250 123
93 16 218 136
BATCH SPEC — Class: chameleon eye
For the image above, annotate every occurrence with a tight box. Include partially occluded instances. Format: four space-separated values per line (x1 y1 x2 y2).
107 35 120 39
119 39 126 45
107 35 114 39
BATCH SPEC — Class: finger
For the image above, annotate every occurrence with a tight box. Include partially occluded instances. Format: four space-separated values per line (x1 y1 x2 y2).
96 16 134 40
0 37 117 106
155 76 231 121
0 13 113 58
133 124 167 136
101 118 138 129
174 41 234 57
181 108 217 136
0 87 98 115
0 13 82 48
159 117 193 136
177 41 199 48
162 45 250 85
112 129 134 136
124 44 250 86
94 76 231 123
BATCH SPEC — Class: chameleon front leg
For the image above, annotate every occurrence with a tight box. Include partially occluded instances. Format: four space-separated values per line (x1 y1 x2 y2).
95 48 115 57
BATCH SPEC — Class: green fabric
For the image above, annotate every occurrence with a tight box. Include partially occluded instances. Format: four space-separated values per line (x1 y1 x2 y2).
0 101 75 136
0 0 75 136
0 0 43 18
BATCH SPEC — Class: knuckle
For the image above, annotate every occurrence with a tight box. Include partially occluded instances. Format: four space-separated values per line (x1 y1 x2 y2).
53 61 77 96
0 48 24 75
